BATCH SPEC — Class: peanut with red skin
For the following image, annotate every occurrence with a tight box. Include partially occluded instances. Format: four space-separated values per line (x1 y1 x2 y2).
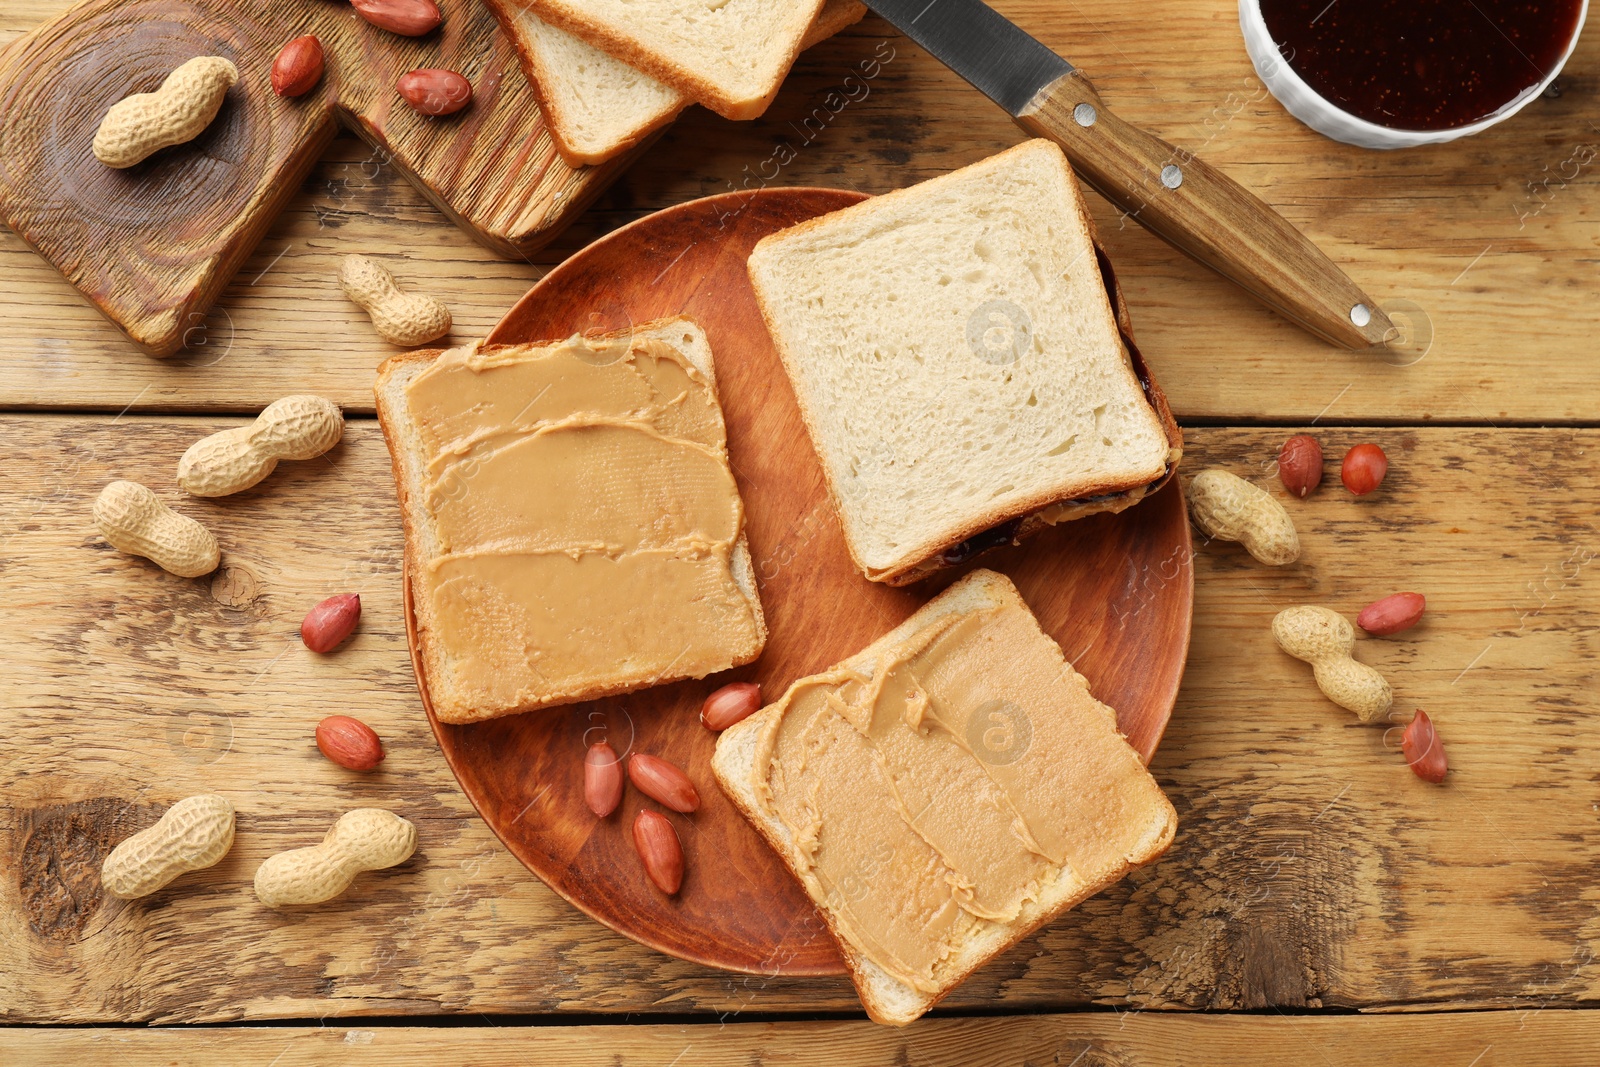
1342 443 1389 495
628 754 699 813
633 810 684 894
1358 592 1426 636
1402 710 1447 783
351 0 441 36
316 715 385 771
1277 434 1323 498
397 68 472 116
271 36 324 97
584 743 623 817
701 682 761 731
302 593 361 652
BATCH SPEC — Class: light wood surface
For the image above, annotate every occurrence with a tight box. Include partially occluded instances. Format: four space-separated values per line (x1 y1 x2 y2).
4 1 1600 417
4 1011 1600 1065
3 420 1596 1022
3 0 1597 1054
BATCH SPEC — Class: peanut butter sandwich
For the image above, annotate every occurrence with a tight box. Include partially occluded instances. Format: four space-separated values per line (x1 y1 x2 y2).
376 318 766 723
712 568 1173 1024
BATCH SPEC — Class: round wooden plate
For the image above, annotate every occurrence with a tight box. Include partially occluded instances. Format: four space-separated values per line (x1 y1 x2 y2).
407 188 1194 977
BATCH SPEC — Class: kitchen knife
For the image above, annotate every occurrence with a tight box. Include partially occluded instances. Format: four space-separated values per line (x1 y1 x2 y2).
864 0 1393 349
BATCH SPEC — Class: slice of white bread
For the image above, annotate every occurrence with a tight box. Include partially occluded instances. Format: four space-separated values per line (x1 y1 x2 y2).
747 139 1181 585
511 8 683 166
504 0 866 165
712 569 1176 1025
525 0 830 121
375 318 766 724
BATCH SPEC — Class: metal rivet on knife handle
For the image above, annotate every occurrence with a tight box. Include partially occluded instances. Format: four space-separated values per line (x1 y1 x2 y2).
1160 164 1183 189
1350 303 1372 328
1072 102 1097 127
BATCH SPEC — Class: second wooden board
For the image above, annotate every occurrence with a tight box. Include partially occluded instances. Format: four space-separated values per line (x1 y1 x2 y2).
0 0 631 356
402 188 1194 975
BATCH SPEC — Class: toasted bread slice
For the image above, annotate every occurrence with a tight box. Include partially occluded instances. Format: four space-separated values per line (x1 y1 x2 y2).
376 319 766 724
712 569 1176 1026
495 0 865 165
747 139 1181 585
525 0 830 121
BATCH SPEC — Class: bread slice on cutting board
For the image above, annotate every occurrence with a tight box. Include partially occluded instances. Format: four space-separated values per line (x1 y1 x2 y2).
510 7 683 166
712 568 1176 1025
746 138 1182 585
376 319 766 724
525 0 831 121
505 0 865 165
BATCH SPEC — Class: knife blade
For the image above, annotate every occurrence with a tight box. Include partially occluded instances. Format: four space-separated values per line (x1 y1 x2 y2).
864 0 1393 349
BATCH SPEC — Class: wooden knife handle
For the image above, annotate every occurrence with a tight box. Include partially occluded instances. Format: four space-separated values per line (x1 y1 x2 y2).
1016 70 1392 349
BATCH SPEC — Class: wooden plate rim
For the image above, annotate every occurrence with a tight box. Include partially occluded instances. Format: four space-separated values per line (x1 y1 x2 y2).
402 186 1193 975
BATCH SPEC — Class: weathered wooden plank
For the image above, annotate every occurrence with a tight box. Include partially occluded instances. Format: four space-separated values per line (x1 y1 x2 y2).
3 1011 1600 1065
1 418 1597 1022
3 2 1598 418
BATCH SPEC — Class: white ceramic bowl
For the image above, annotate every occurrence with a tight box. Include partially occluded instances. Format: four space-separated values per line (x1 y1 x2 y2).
1240 0 1589 149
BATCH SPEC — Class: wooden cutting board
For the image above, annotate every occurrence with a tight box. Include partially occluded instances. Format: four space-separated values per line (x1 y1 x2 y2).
398 187 1194 976
0 0 636 357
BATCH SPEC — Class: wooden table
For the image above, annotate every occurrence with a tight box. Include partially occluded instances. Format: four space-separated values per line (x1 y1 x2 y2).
3 2 1598 1063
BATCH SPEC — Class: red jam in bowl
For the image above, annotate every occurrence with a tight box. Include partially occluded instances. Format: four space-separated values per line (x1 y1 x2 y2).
1259 0 1585 130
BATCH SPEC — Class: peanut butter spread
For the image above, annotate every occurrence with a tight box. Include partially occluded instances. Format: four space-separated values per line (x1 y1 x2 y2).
405 335 762 712
750 594 1170 994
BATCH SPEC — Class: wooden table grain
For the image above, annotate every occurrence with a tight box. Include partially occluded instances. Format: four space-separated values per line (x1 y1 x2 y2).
6 2 1600 421
6 1013 1600 1065
3 0 1598 1062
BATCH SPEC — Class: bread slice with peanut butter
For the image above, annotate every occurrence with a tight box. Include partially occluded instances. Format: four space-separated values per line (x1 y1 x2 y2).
712 569 1174 1025
376 318 766 724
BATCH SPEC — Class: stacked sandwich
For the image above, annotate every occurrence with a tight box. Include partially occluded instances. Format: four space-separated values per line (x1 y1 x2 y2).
487 0 869 165
747 139 1182 584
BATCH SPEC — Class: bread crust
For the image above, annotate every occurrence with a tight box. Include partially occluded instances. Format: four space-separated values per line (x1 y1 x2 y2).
375 348 453 719
798 0 869 50
483 0 686 166
747 141 1184 585
525 0 830 120
485 1 865 164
